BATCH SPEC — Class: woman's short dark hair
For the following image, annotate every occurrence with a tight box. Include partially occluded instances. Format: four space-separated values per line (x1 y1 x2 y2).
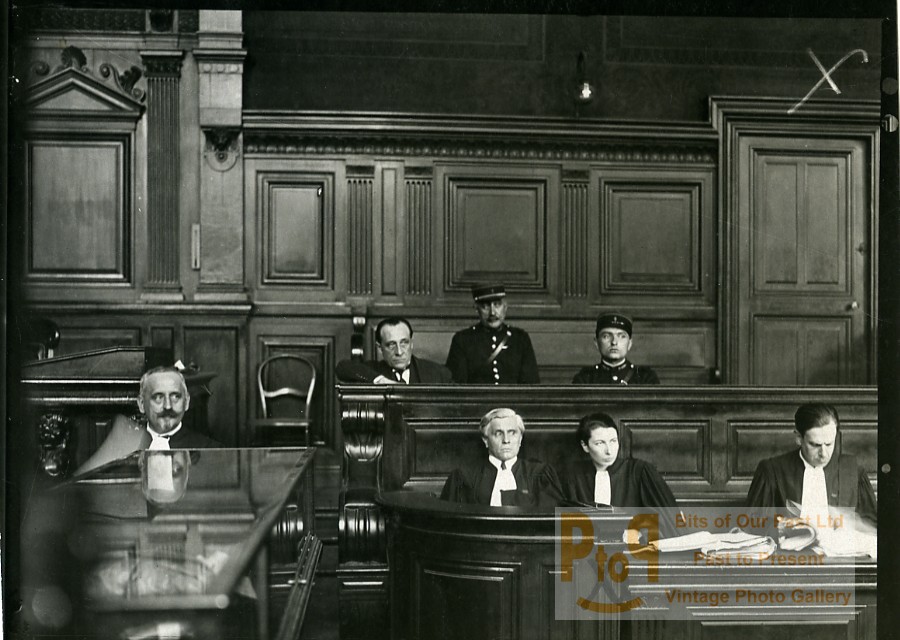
576 411 618 445
794 403 839 436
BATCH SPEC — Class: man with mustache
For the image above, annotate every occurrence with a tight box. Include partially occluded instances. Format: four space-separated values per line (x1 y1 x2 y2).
76 366 221 474
440 408 562 507
746 403 876 525
572 312 659 385
445 284 540 384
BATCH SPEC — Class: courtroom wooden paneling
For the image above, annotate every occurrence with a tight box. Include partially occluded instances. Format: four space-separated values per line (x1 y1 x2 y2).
751 316 852 384
713 97 879 385
438 164 559 296
595 167 715 309
26 139 129 280
244 158 347 303
21 57 144 297
183 325 242 446
405 167 434 297
258 170 335 287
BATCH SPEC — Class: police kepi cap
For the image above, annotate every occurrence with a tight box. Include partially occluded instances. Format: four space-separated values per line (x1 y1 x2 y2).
596 312 633 337
472 284 506 303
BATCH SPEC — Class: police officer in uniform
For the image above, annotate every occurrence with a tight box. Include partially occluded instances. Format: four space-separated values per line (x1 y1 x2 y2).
572 312 659 385
445 284 540 384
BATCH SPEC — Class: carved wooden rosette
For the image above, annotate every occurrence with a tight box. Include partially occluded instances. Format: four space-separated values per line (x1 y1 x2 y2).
37 412 72 477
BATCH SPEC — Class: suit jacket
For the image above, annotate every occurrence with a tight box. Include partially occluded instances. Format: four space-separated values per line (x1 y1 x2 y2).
336 355 453 384
445 324 540 384
572 359 660 385
746 449 877 525
440 457 563 508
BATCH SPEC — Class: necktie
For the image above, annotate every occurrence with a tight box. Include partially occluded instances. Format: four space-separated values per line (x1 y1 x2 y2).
491 461 517 506
801 465 829 522
594 469 611 505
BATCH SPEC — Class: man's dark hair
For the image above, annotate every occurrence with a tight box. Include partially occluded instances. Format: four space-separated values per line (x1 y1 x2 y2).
794 403 840 436
375 317 414 344
576 411 618 445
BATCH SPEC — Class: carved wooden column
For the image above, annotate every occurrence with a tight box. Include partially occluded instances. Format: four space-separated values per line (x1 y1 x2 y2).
405 167 433 296
348 166 375 296
562 168 589 299
193 10 247 301
140 50 184 300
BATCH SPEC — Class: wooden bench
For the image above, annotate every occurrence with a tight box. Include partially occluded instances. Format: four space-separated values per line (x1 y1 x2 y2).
335 384 877 639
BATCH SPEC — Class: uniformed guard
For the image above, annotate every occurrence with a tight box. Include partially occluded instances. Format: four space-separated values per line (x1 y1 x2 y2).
572 312 660 385
445 284 540 384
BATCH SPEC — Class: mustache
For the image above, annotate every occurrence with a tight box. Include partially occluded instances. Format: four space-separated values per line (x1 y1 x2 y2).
157 410 180 418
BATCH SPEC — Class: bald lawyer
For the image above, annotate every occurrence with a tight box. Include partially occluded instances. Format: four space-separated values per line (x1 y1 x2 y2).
572 312 659 385
440 408 562 507
445 284 540 384
746 403 877 525
336 317 452 384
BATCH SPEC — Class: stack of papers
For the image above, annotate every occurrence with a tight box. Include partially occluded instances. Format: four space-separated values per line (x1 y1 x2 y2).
648 529 776 560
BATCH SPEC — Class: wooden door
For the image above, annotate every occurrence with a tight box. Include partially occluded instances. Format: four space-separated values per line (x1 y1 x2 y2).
735 135 872 384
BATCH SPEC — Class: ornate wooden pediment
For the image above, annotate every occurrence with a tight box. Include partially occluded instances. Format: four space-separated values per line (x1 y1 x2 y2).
25 47 145 122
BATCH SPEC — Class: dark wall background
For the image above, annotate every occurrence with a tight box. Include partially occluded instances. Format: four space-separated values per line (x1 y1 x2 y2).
243 13 881 120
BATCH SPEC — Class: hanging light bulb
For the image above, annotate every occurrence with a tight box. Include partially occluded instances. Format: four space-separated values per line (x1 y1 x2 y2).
575 51 595 105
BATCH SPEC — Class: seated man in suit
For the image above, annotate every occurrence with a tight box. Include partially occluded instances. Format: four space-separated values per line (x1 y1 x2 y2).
336 316 452 384
572 312 659 385
440 408 562 507
76 365 221 475
560 411 677 509
746 403 877 525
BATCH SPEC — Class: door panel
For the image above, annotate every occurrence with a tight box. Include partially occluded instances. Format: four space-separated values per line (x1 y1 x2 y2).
738 136 869 384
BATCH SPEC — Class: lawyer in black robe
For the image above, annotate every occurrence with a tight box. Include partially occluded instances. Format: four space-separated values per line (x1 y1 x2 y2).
559 457 676 509
746 449 877 525
440 457 563 508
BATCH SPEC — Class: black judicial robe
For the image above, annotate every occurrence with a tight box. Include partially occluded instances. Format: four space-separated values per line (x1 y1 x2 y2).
746 450 877 525
560 457 680 537
164 428 222 449
572 359 660 385
335 355 453 384
440 457 563 508
559 457 677 509
445 324 540 384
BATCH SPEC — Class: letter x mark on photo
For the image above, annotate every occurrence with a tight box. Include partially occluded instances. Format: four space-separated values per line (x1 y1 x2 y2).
788 48 869 114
